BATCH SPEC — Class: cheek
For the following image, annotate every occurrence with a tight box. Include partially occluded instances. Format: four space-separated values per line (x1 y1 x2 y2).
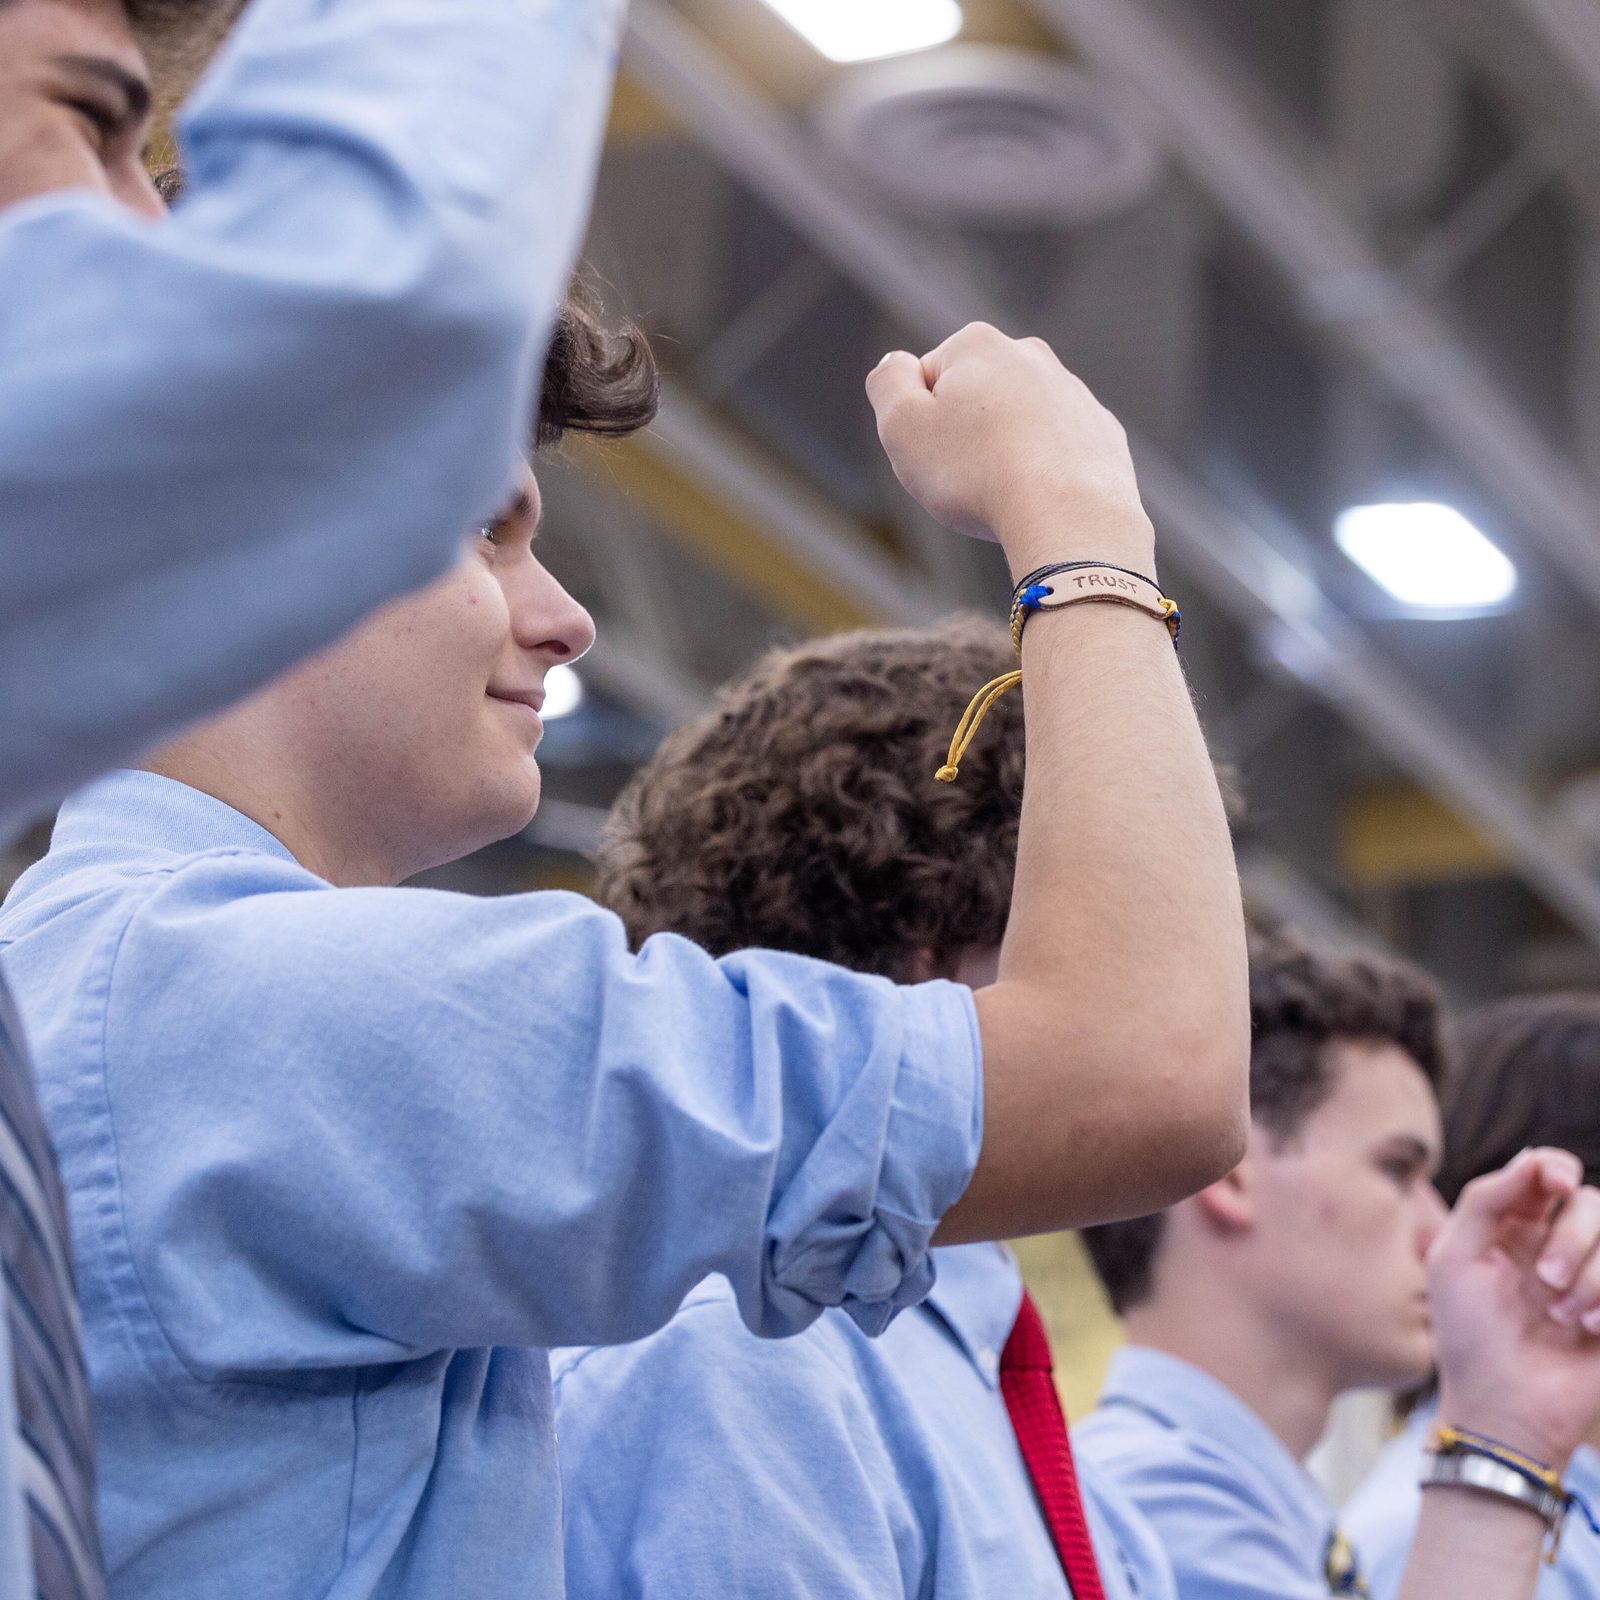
0 118 104 209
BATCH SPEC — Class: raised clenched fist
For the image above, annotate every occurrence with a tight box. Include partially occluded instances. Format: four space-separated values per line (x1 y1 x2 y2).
864 322 1154 577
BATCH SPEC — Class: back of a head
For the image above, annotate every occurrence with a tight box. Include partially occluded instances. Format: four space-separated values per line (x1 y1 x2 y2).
595 617 1025 984
1439 993 1600 1204
1081 930 1445 1315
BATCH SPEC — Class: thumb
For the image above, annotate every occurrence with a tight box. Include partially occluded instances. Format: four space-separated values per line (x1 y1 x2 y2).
864 350 933 425
1444 1147 1582 1262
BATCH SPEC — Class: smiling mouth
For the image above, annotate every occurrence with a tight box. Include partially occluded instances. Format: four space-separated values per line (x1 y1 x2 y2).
486 692 544 737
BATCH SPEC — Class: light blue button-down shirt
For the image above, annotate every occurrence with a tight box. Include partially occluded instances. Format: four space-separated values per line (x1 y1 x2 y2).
1343 1401 1600 1599
1075 1345 1342 1599
552 1244 1177 1600
2 2 622 1589
0 770 983 1600
0 0 623 840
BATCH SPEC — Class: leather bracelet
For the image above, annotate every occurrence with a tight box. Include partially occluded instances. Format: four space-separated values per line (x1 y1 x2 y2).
1009 565 1180 653
1023 565 1177 627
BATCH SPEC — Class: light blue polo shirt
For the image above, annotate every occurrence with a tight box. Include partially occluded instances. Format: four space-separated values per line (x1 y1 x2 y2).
1076 1345 1346 1599
1344 1401 1600 1599
0 770 982 1600
553 1243 1176 1599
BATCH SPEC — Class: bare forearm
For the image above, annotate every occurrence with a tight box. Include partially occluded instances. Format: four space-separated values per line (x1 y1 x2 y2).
944 528 1249 1239
1397 1490 1546 1600
866 329 1249 1242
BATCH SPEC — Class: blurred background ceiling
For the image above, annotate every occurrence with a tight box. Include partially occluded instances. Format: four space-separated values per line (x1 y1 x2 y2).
16 0 1600 1009
545 0 1600 1005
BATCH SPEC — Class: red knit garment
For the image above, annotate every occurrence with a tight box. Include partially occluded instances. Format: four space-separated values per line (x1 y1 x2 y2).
999 1290 1110 1600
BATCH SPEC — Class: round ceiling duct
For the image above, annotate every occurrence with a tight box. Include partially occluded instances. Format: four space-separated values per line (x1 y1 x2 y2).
815 46 1163 229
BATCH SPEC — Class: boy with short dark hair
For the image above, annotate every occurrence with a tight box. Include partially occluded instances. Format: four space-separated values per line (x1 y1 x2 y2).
2 319 1254 1600
1078 935 1600 1600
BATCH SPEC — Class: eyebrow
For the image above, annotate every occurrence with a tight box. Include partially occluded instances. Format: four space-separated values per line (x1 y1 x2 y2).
51 54 153 126
492 487 540 534
1380 1135 1439 1172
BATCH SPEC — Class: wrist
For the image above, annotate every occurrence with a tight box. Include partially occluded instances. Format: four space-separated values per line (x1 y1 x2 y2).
1435 1393 1578 1474
994 502 1156 585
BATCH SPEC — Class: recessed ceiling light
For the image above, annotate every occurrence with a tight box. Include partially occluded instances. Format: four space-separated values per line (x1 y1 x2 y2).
759 0 963 64
1334 502 1517 612
543 664 585 720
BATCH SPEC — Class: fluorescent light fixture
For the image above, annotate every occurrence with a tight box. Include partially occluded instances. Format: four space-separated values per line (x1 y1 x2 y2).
1334 502 1517 612
759 0 962 63
543 664 584 721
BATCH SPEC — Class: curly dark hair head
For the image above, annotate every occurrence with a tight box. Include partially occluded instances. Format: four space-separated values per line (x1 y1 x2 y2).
596 617 1025 983
1082 929 1446 1315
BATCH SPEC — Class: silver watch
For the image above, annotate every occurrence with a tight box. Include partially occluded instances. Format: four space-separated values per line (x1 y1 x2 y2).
1420 1447 1569 1540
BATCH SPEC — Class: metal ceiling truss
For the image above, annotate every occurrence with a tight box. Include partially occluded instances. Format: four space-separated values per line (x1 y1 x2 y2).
1027 0 1600 616
621 0 1600 951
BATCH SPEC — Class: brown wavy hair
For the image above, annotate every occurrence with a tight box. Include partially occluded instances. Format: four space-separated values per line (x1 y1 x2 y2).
596 617 1025 983
533 278 658 449
1082 929 1446 1315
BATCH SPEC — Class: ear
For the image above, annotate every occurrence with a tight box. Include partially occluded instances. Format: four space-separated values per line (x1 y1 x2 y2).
1191 1160 1254 1235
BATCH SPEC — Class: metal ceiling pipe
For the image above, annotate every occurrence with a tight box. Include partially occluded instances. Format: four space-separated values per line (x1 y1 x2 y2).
623 0 1600 948
1028 0 1600 616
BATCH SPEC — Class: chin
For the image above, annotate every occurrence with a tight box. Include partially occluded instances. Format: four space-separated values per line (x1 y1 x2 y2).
483 772 542 846
427 769 542 869
1355 1338 1434 1392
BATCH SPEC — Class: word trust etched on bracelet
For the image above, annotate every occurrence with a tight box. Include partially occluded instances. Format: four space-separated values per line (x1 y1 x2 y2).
1065 572 1144 596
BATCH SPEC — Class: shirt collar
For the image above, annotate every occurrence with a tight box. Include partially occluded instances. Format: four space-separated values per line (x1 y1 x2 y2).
49 769 297 868
1098 1345 1332 1538
924 1243 1024 1390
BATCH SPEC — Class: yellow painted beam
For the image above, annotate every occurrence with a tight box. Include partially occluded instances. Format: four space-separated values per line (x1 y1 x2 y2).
607 70 681 145
1341 783 1505 887
1011 1232 1123 1418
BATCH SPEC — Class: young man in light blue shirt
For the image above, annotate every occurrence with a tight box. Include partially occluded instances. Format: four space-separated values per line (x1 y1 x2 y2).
554 616 1176 1599
2 0 625 835
0 325 1251 1598
0 1 625 1592
1078 936 1600 1600
1345 993 1600 1599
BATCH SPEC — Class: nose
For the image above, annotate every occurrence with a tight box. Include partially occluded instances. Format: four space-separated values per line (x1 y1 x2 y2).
119 165 167 223
509 558 596 667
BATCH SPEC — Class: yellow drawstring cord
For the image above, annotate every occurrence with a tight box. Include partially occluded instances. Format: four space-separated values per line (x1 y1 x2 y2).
934 670 1023 783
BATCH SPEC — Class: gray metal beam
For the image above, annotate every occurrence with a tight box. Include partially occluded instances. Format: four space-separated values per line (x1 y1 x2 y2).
623 0 1600 948
1028 0 1600 616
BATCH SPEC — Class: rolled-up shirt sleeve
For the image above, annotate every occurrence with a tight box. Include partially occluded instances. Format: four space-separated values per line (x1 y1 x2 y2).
0 0 622 835
73 859 982 1368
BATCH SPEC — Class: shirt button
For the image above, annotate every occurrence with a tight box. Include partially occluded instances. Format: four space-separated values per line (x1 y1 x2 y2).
978 1345 999 1378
